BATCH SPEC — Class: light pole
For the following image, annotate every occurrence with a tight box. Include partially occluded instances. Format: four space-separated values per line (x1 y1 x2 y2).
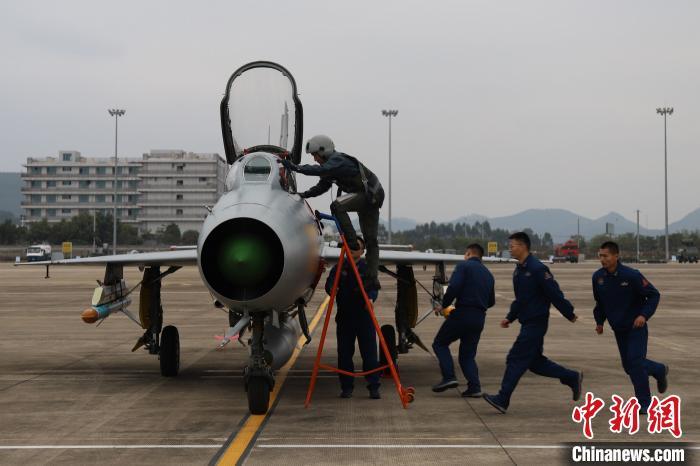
636 209 640 263
381 109 398 243
108 108 125 255
656 106 673 262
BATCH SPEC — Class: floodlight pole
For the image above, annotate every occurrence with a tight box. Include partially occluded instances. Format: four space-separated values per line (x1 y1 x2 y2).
656 107 673 262
636 209 640 263
108 108 125 255
381 109 398 243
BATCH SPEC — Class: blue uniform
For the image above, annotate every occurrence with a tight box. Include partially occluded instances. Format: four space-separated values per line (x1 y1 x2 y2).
325 259 380 392
432 257 495 392
494 254 579 407
592 263 664 408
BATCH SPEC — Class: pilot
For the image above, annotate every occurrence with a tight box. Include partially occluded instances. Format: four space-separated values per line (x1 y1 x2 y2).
483 232 583 414
278 135 385 292
325 237 381 399
592 241 668 413
431 243 495 397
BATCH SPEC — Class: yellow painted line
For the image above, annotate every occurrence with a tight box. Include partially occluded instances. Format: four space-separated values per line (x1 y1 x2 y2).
215 296 330 466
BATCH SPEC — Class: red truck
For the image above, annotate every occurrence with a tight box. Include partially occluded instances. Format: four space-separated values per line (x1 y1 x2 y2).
553 239 579 263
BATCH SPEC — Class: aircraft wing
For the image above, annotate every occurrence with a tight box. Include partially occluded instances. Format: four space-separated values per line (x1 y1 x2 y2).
14 249 198 267
321 246 514 265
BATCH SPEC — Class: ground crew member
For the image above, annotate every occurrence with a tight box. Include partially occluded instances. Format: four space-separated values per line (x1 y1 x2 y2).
592 241 668 413
484 232 583 413
325 237 381 399
431 243 495 397
279 135 385 291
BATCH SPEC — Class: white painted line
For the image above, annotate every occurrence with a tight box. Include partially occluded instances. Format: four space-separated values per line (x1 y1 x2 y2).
0 445 221 450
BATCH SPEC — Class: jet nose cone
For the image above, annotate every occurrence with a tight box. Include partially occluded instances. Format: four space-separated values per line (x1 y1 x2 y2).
219 235 273 287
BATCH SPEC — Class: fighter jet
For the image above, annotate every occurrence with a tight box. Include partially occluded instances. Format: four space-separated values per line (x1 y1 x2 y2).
17 61 510 414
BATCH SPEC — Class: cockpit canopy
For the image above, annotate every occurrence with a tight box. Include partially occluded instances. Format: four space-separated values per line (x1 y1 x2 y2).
220 61 303 165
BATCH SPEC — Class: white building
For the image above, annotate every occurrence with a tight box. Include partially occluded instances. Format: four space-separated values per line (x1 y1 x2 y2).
21 150 227 234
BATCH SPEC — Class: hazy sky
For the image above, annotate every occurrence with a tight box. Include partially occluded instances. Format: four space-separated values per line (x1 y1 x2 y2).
1 0 698 228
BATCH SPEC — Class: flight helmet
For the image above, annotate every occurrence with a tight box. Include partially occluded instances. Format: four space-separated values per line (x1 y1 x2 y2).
305 135 335 159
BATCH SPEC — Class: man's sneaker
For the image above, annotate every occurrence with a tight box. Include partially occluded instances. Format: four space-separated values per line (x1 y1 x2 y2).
572 371 583 401
431 378 459 392
657 365 669 394
483 394 508 414
461 388 482 398
369 388 381 399
339 389 353 399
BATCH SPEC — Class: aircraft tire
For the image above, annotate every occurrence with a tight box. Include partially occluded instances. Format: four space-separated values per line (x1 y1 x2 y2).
247 376 270 414
160 325 180 377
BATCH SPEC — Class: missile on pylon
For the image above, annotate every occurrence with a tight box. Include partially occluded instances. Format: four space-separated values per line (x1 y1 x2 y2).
81 296 132 323
80 280 135 324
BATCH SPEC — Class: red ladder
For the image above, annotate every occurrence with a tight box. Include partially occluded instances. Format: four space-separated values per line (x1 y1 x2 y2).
304 214 414 409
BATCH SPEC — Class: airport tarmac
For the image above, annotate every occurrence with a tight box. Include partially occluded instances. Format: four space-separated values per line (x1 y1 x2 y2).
0 261 697 465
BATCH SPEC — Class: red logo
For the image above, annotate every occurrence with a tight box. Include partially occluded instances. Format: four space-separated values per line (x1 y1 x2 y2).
572 393 683 439
648 395 682 438
572 392 605 439
609 395 640 434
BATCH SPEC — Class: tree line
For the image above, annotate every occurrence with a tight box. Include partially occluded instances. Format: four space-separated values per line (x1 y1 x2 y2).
0 212 198 246
390 221 699 261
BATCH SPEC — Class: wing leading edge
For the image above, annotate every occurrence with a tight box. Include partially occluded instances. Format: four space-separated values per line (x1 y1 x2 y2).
14 249 198 268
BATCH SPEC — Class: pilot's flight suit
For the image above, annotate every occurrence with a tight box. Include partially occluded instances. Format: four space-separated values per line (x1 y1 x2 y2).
433 257 495 394
325 258 380 395
592 263 665 410
295 151 385 289
492 254 580 409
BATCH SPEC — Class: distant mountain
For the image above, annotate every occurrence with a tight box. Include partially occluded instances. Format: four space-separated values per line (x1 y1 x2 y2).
380 217 418 232
0 210 16 222
376 207 700 240
0 173 22 217
669 208 700 232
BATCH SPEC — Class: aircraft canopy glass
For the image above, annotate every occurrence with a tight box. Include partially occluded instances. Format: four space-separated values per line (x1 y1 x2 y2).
224 65 299 160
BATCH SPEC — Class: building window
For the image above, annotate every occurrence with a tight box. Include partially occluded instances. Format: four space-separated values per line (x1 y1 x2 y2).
129 180 138 188
30 181 41 188
30 209 41 217
62 166 71 172
176 164 185 172
62 195 71 200
47 167 57 174
96 180 105 188
46 195 56 203
199 177 207 182
176 209 183 215
31 167 41 174
61 209 71 214
79 181 91 188
96 195 105 203
47 209 56 217
79 195 89 203
31 195 41 202
62 153 72 161
96 167 106 175
176 194 183 200
62 181 71 186
176 180 184 186
47 181 56 187
79 167 87 175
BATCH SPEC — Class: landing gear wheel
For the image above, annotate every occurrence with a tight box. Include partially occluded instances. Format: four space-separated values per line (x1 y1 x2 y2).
247 376 271 415
379 324 398 377
159 325 180 377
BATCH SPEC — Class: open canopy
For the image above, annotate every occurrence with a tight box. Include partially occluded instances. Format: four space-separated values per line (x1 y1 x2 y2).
220 61 303 164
